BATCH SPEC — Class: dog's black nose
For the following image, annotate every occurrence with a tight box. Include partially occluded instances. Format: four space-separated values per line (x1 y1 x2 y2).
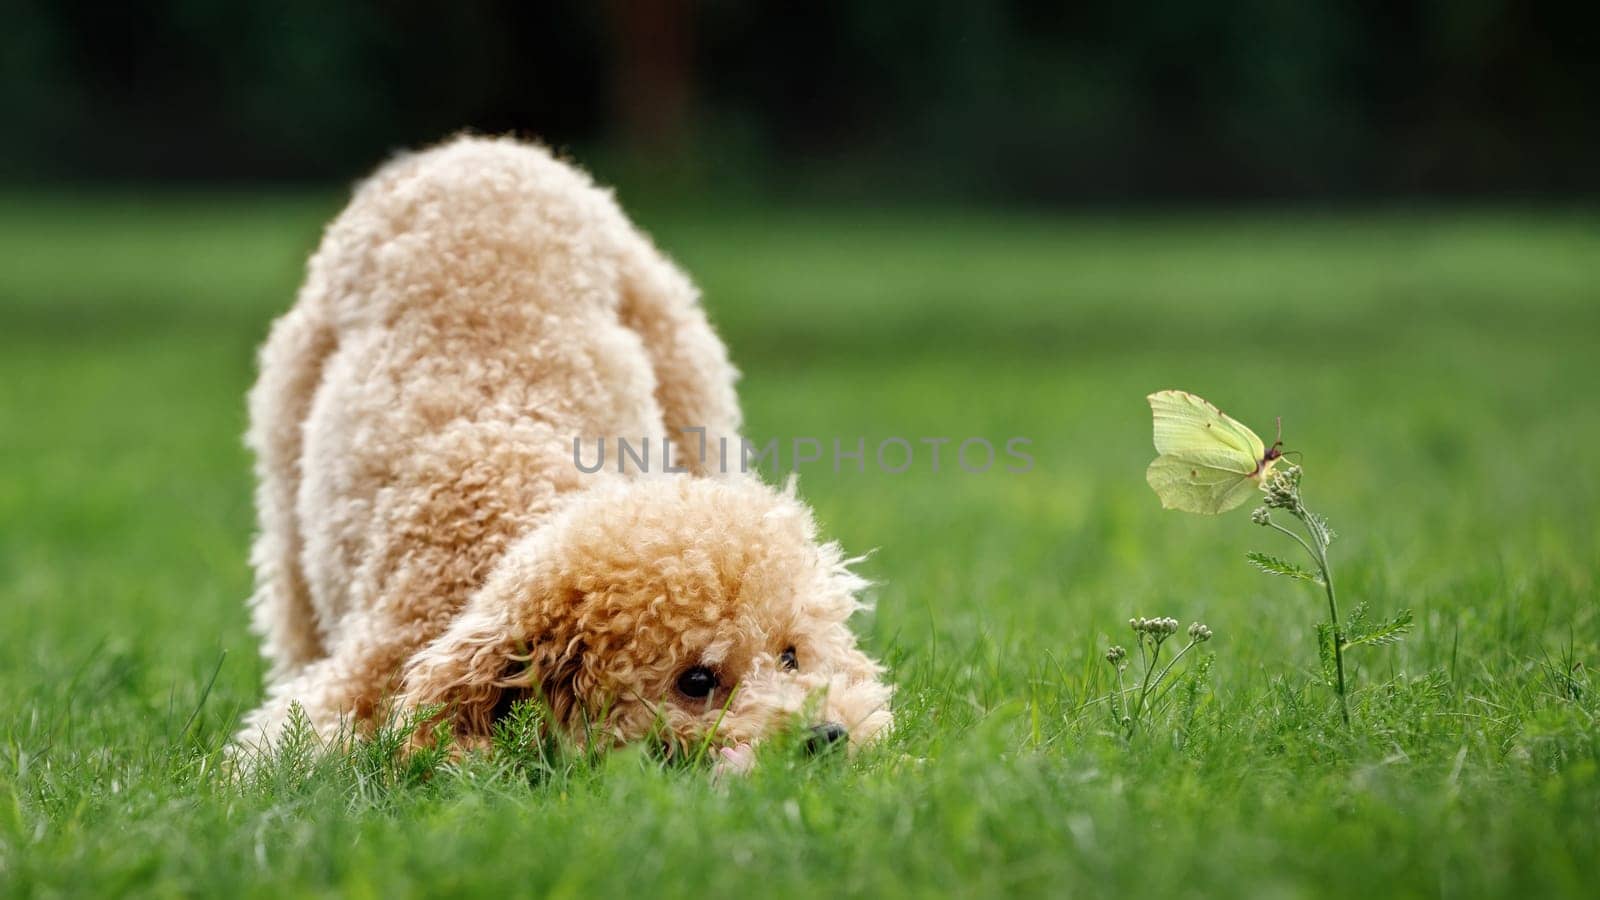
804 722 848 755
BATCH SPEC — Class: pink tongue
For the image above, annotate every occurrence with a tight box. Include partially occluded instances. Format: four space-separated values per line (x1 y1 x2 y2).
712 742 757 779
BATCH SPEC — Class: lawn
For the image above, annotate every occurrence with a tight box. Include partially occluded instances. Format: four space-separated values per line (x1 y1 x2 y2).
2 194 1597 897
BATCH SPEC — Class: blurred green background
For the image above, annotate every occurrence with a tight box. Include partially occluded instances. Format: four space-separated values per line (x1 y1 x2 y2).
3 4 1599 898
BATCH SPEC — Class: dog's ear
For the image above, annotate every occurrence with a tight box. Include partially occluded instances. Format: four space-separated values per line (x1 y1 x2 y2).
397 581 587 745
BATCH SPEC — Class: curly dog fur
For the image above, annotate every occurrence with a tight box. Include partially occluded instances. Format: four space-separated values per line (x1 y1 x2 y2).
235 135 891 760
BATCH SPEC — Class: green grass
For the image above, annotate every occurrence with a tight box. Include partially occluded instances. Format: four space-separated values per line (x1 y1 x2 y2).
2 194 1598 897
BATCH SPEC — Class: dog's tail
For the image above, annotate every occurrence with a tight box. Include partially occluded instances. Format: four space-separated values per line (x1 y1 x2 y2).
245 297 337 679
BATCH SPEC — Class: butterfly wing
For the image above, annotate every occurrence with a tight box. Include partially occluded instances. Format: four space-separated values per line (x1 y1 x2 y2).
1145 455 1260 514
1148 390 1265 466
1145 391 1269 515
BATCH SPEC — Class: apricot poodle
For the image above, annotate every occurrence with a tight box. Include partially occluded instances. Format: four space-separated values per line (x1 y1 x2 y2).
234 136 891 763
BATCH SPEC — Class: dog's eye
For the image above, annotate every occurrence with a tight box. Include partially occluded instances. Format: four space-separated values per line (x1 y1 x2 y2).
780 646 798 671
676 666 719 699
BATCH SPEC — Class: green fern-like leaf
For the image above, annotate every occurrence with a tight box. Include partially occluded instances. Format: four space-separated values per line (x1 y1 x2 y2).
1247 551 1322 584
1178 652 1215 723
277 701 318 779
1315 623 1338 688
1342 608 1414 651
1344 602 1369 634
402 719 454 784
1302 511 1337 546
492 695 567 779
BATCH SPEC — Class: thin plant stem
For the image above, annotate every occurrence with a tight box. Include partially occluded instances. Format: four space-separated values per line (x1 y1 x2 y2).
1265 520 1317 562
1268 502 1350 725
1146 639 1199 703
1071 684 1143 715
1307 521 1350 726
691 686 741 766
1129 638 1165 734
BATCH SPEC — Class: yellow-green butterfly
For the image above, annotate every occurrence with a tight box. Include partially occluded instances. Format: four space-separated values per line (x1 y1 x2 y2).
1146 390 1284 515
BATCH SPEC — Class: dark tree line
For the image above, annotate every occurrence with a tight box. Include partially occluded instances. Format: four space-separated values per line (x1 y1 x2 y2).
3 0 1595 201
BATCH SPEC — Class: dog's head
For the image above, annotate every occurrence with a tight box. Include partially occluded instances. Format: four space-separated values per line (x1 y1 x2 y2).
397 475 892 759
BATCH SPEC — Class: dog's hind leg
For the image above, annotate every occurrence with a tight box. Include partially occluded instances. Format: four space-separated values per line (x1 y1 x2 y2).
230 620 405 756
245 300 337 679
615 235 743 475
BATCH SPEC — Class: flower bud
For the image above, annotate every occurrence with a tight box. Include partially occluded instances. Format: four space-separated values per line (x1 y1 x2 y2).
1261 464 1305 511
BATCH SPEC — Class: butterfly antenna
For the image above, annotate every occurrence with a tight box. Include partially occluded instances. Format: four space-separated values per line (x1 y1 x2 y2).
1261 415 1282 457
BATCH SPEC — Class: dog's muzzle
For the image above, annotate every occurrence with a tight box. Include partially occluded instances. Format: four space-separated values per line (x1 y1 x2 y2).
804 722 848 755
